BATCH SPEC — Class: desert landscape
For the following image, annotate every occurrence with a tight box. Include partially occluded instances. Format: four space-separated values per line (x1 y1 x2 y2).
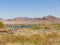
0 15 60 45
0 0 60 45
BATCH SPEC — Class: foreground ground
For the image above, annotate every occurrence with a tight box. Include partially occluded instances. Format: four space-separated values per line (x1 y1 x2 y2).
0 24 60 45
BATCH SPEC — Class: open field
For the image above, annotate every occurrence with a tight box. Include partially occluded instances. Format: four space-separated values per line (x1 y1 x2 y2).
0 24 60 45
0 29 60 45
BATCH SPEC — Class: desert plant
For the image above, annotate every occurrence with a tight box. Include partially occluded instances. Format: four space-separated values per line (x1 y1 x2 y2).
0 22 4 28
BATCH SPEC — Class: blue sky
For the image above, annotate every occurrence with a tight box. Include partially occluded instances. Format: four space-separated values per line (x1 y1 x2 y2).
0 0 60 19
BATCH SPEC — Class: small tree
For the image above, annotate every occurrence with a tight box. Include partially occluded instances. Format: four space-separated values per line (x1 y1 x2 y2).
0 22 4 28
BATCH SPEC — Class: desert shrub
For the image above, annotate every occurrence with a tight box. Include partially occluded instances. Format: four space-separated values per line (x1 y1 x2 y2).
0 22 5 28
44 26 49 29
30 25 40 29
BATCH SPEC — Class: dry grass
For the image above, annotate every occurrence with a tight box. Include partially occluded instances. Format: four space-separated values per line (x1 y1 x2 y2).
0 24 60 45
0 30 60 45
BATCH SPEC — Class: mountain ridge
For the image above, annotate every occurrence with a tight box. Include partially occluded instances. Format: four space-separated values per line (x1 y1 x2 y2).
0 15 60 25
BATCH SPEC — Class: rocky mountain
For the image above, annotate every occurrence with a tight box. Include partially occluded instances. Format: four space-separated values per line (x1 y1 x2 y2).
1 15 60 25
42 15 60 20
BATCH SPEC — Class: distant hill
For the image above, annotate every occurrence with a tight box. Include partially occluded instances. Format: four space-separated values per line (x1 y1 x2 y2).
0 18 4 21
1 15 60 25
42 15 60 20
